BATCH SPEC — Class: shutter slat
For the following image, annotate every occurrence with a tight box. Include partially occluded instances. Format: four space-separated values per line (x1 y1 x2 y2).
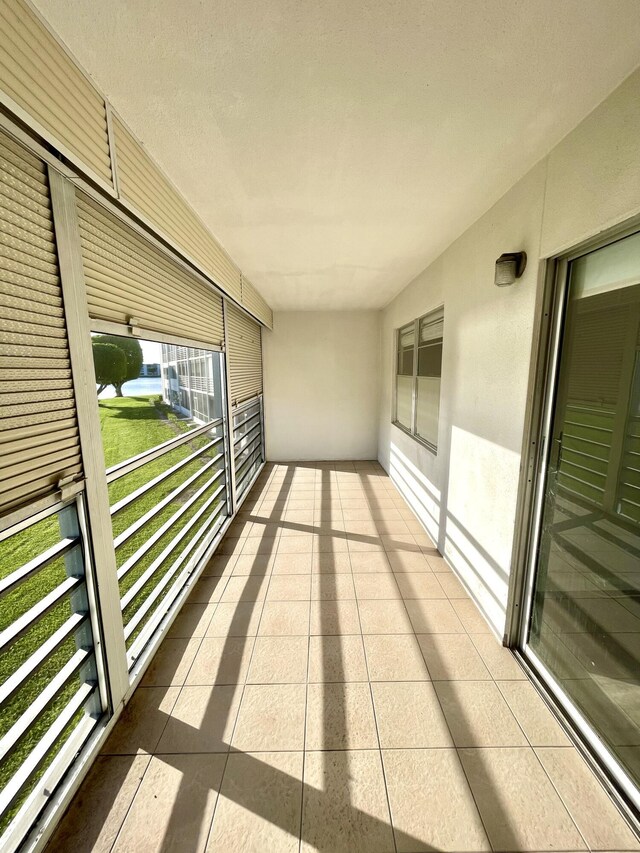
567 302 628 405
0 331 68 350
2 442 81 484
0 277 65 305
0 355 70 369
0 301 64 326
77 192 224 348
0 377 72 392
0 0 113 185
0 395 76 421
113 116 242 301
241 275 273 329
0 203 57 253
1 460 83 514
0 179 54 234
0 407 79 432
0 131 82 518
0 416 77 447
0 157 50 201
1 316 67 338
226 301 263 406
2 387 75 406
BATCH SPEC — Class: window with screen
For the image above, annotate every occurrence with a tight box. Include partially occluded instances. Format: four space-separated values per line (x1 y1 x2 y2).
395 322 415 430
394 307 444 451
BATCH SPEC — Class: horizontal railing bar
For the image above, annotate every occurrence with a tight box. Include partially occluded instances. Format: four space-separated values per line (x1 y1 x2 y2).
0 713 98 853
238 450 260 487
106 417 223 483
0 648 91 766
0 575 83 654
0 497 69 544
0 536 78 599
232 411 260 440
118 471 225 590
0 612 87 710
121 483 225 616
113 458 223 550
235 434 262 465
235 452 263 497
233 407 260 428
235 460 265 511
126 508 226 667
110 439 223 517
0 681 95 820
235 442 262 477
233 418 261 447
232 396 262 417
123 496 226 641
234 444 261 472
236 444 262 478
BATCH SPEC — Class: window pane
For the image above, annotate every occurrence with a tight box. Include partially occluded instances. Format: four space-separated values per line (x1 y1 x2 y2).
417 341 443 377
92 332 229 665
396 375 413 429
527 230 640 793
416 376 441 447
92 335 224 468
397 324 415 376
419 311 444 343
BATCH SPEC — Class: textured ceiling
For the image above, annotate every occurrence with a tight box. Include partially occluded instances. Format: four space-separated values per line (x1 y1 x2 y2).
35 0 640 310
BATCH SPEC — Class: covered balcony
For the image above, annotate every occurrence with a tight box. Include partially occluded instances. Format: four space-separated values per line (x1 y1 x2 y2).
0 1 640 851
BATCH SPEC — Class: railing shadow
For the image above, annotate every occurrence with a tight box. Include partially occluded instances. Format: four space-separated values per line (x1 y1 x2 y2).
49 460 530 853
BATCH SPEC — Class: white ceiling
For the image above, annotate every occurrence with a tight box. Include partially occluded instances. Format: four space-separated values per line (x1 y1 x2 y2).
36 0 640 311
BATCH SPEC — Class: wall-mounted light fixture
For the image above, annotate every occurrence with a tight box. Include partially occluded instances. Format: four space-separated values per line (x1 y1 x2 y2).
494 251 527 287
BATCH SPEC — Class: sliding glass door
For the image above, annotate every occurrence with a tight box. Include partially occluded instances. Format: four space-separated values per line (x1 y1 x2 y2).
522 229 640 814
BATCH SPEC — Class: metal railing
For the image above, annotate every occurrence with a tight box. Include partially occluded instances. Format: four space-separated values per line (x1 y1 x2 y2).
0 499 105 853
232 396 265 504
104 417 230 669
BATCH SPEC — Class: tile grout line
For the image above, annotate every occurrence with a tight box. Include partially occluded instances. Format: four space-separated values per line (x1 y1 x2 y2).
357 480 400 853
197 465 276 853
95 462 594 853
107 517 244 852
369 470 499 853
342 469 399 853
296 464 322 853
106 753 153 853
202 463 288 853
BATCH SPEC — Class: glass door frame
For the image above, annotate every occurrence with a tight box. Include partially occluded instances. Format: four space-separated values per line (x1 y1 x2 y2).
506 218 640 828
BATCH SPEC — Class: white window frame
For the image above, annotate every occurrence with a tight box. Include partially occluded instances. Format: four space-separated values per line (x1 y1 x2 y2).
392 305 444 453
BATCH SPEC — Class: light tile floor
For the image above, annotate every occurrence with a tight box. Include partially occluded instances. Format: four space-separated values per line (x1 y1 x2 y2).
48 462 640 853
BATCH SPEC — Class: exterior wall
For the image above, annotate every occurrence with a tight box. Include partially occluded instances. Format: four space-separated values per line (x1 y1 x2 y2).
378 67 640 639
263 311 380 461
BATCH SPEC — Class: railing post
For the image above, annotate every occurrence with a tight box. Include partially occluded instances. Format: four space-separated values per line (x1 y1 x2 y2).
57 502 103 718
260 394 266 464
48 167 129 711
222 299 237 517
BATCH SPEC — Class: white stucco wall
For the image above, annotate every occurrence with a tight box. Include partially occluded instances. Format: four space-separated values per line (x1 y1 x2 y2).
263 311 380 461
378 67 640 639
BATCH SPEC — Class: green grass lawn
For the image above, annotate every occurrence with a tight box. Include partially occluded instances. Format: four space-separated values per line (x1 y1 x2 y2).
0 394 224 836
99 397 223 647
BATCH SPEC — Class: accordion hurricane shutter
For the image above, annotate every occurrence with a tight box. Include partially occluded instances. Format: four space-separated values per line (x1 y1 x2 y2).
112 116 242 303
76 192 224 348
241 274 273 329
226 301 263 406
0 132 82 517
0 0 113 187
